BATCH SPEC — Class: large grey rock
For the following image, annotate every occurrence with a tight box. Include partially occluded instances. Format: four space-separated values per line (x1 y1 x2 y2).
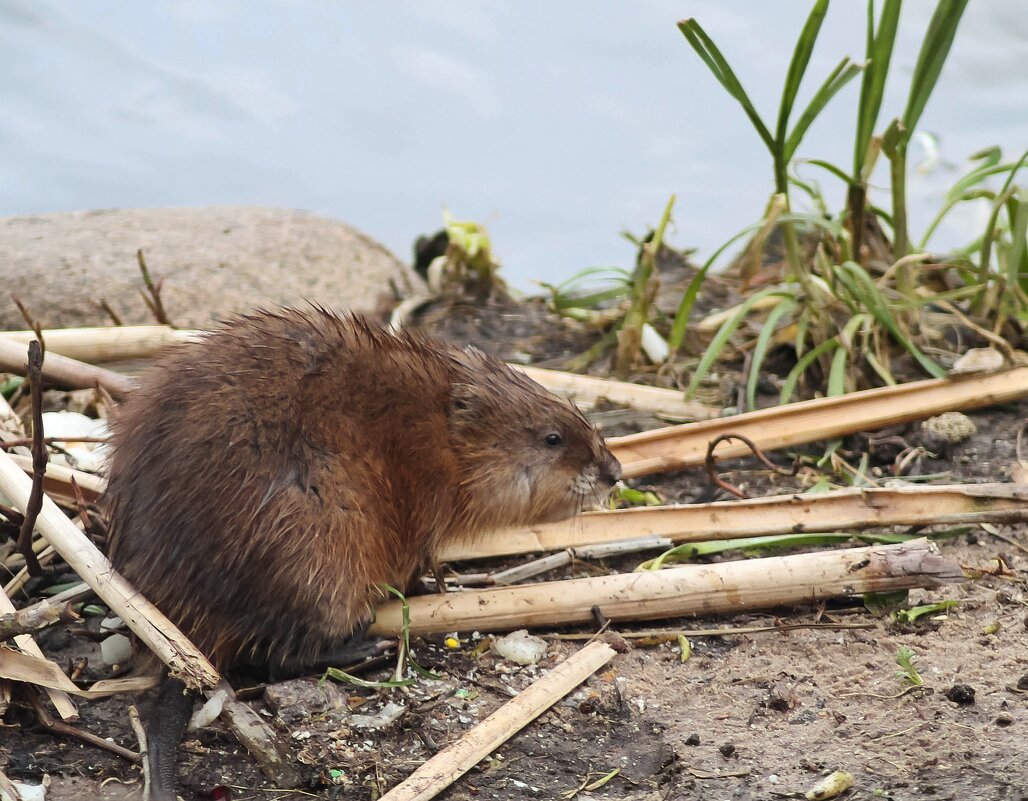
0 206 422 330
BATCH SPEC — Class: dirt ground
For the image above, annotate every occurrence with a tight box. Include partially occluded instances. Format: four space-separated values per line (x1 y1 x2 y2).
3 293 1028 801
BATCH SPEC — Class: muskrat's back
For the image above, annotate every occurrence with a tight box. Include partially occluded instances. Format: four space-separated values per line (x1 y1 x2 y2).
106 307 620 670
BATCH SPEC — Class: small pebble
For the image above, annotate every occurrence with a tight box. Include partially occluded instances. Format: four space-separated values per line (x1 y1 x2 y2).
718 742 736 758
921 412 976 444
995 713 1013 727
100 633 132 666
685 733 701 746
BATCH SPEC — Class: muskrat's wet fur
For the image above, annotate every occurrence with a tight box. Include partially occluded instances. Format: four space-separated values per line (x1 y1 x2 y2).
105 306 620 673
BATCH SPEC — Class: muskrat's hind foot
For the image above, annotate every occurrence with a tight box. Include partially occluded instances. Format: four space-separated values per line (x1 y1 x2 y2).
147 675 195 801
311 636 393 671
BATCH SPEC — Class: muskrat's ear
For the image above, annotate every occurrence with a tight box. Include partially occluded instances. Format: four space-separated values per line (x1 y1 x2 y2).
449 382 490 422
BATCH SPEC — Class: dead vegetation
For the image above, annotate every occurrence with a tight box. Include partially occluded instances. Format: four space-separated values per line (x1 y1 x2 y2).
0 313 1026 799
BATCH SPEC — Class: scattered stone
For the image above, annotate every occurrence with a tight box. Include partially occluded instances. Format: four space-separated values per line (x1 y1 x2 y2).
99 633 131 666
995 713 1013 727
718 742 736 758
944 684 976 705
685 733 701 746
1016 673 1028 691
264 677 345 726
921 412 976 444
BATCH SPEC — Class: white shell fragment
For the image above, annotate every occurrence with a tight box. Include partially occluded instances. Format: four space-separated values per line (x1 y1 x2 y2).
493 629 548 665
189 686 231 731
640 323 670 364
99 615 124 632
950 347 1004 374
40 411 110 471
11 782 46 801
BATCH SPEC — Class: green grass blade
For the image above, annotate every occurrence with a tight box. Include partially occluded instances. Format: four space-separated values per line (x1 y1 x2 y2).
678 19 773 151
775 0 830 151
836 261 946 378
784 58 863 162
979 186 1017 281
669 220 765 351
686 287 793 399
802 158 856 186
781 338 839 404
902 0 969 137
637 532 855 570
854 0 902 179
918 149 1020 248
863 348 897 386
745 297 796 411
827 314 868 397
1008 190 1027 292
551 286 632 311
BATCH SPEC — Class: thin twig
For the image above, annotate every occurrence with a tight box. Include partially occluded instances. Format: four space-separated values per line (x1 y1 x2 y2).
9 295 44 349
0 436 109 450
69 476 96 535
97 298 125 327
704 432 799 499
136 249 172 326
28 685 141 763
128 705 150 800
16 341 46 576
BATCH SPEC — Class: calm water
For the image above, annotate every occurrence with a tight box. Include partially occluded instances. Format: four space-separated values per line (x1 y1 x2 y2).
1 1 1025 288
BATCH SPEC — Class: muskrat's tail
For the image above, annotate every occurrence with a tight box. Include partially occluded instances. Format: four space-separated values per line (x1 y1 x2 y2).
146 673 196 801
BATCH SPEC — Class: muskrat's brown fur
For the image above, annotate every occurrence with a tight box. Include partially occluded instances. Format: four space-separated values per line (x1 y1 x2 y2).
105 306 620 673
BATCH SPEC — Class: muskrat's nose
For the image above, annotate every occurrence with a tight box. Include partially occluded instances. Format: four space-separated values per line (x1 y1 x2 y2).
599 456 622 487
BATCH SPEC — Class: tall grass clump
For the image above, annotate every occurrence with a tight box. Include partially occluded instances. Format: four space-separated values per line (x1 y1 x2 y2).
662 0 1024 407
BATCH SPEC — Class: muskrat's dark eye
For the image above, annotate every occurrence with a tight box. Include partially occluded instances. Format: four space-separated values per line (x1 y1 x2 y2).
545 433 563 447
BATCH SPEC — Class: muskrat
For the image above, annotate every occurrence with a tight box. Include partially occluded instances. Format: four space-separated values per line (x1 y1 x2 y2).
104 306 621 799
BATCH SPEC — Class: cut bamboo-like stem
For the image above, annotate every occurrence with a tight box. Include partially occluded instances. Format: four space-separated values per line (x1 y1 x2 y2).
610 368 1028 478
0 337 136 398
1 326 192 363
8 453 104 505
371 539 962 636
516 365 717 420
379 641 615 801
439 483 1028 562
0 450 219 690
11 325 719 420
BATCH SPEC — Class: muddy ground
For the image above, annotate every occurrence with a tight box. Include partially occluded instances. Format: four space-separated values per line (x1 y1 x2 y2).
3 292 1028 801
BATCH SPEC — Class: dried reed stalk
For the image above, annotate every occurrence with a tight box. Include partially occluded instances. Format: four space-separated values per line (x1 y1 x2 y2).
8 453 104 504
0 450 219 690
0 587 77 720
609 367 1028 478
439 483 1028 561
371 539 961 636
379 641 615 801
0 337 136 398
1 325 194 363
13 325 718 419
